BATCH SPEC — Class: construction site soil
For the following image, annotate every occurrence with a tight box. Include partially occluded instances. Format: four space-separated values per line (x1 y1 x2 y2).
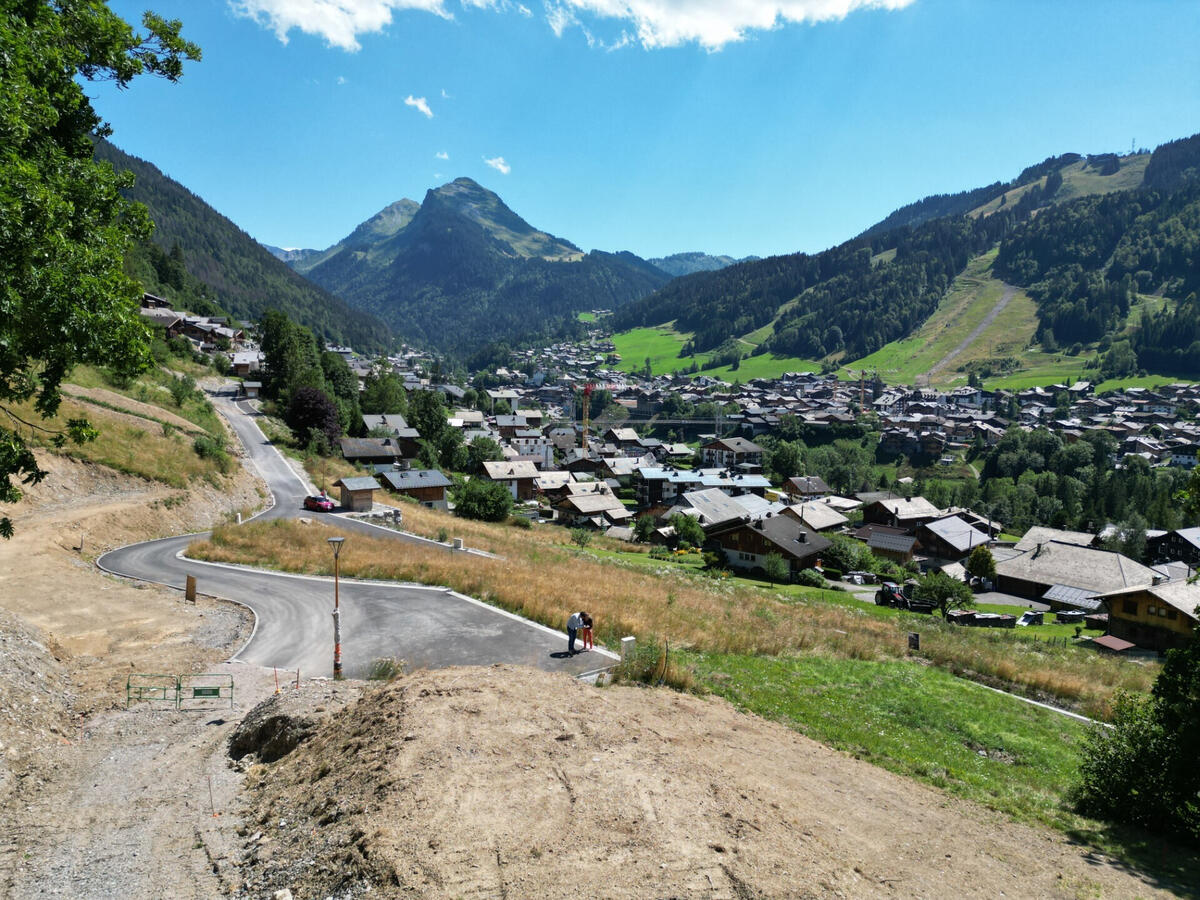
0 437 1183 899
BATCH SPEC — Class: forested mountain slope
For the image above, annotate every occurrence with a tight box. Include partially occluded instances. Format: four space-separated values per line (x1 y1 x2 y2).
95 141 392 353
289 178 671 357
615 133 1200 377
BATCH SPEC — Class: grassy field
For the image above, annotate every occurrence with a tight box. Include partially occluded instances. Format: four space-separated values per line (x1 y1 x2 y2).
843 251 1043 388
612 324 693 375
577 311 596 322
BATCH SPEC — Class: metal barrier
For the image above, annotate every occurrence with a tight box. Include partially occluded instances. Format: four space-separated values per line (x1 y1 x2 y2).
126 673 234 709
126 674 179 708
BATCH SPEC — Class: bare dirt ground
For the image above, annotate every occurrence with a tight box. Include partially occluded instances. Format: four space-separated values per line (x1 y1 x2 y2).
233 665 1173 900
61 383 208 435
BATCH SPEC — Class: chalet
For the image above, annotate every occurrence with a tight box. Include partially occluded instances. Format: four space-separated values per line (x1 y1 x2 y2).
481 459 540 500
783 475 832 501
861 496 942 532
700 437 764 472
993 540 1158 605
1147 527 1200 566
332 476 380 512
865 529 918 564
381 468 452 510
634 467 770 509
231 351 263 377
781 501 848 533
239 381 262 400
494 415 529 440
554 492 632 529
917 515 990 561
705 515 830 580
139 306 183 339
338 437 403 466
1101 581 1200 651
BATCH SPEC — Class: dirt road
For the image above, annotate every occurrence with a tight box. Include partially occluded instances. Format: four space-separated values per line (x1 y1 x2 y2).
925 283 1017 380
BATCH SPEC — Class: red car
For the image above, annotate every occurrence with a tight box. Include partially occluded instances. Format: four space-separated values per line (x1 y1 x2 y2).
303 495 335 512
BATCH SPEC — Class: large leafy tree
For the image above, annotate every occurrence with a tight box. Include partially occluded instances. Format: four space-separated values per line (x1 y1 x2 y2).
0 1 199 537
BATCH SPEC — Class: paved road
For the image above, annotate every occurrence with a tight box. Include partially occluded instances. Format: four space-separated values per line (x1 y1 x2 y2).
99 386 615 679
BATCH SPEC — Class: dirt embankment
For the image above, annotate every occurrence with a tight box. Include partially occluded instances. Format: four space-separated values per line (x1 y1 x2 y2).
232 665 1172 900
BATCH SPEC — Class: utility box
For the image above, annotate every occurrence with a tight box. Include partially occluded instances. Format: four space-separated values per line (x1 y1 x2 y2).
621 636 636 660
185 575 197 603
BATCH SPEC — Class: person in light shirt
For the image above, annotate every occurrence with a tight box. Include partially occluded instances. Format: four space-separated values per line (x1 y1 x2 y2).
566 610 589 655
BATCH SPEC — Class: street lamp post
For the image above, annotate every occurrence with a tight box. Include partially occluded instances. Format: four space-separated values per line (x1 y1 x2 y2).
327 536 345 678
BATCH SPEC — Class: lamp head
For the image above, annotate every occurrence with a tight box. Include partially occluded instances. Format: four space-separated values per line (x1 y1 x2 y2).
327 536 345 558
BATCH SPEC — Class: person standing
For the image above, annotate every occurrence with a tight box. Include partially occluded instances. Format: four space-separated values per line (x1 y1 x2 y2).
566 610 586 655
580 613 594 651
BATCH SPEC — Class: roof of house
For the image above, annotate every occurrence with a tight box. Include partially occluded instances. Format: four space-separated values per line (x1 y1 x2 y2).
870 496 942 521
996 541 1157 595
921 515 990 556
333 476 381 492
785 475 832 495
790 501 848 532
557 492 628 514
1013 526 1096 552
868 532 919 553
361 413 410 432
381 469 452 491
704 436 764 454
338 437 402 459
482 460 540 480
680 488 753 527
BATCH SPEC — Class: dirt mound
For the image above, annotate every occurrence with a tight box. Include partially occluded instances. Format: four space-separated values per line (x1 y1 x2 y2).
230 681 363 763
232 666 1170 900
0 610 74 807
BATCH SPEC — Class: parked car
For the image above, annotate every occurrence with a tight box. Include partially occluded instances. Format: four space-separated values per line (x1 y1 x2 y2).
303 494 335 512
1016 610 1044 627
846 571 877 585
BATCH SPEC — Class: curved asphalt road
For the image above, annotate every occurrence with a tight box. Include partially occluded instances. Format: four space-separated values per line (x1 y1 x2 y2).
99 386 616 679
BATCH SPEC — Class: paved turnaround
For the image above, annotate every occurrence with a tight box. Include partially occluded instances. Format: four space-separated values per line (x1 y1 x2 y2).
99 387 616 679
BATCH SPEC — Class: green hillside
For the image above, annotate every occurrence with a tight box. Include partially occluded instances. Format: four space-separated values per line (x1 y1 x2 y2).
95 141 392 353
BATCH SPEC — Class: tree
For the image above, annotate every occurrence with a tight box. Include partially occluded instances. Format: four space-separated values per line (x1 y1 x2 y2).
360 366 407 416
285 387 341 449
763 552 789 586
965 545 996 581
633 514 657 543
455 478 513 522
570 528 592 548
466 436 503 474
912 571 974 618
1075 637 1200 844
668 513 705 549
0 1 199 538
407 389 447 442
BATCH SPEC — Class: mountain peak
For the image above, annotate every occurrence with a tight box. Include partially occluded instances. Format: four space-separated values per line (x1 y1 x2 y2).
420 177 582 262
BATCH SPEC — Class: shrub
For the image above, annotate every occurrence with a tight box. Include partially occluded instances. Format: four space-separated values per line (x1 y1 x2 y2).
821 567 843 582
366 657 406 681
454 478 513 522
509 515 532 529
796 568 827 588
570 528 592 548
192 435 230 472
611 637 694 691
1075 638 1200 845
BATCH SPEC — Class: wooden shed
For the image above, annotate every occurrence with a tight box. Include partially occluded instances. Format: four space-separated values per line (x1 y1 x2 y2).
333 476 380 513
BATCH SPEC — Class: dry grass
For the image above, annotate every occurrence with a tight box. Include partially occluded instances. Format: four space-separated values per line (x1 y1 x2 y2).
10 397 230 487
188 514 1156 717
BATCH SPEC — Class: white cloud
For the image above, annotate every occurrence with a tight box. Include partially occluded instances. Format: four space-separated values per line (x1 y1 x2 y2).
436 150 450 160
231 0 911 52
441 88 452 99
336 75 347 84
483 155 511 175
405 95 434 117
547 0 915 50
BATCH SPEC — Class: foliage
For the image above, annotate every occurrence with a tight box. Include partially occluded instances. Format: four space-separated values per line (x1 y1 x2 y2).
454 477 513 522
763 552 789 585
407 389 447 442
795 568 826 588
822 534 874 575
913 571 974 618
359 366 408 415
465 436 503 474
0 0 199 538
285 386 341 448
668 512 705 548
191 435 230 472
965 545 996 580
570 528 592 548
633 513 657 543
1075 638 1200 844
167 373 196 407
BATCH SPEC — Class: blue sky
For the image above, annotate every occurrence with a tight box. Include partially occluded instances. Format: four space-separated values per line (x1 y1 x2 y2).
92 0 1200 259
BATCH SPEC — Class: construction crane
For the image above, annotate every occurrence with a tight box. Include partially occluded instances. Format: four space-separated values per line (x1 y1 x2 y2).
581 382 594 452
